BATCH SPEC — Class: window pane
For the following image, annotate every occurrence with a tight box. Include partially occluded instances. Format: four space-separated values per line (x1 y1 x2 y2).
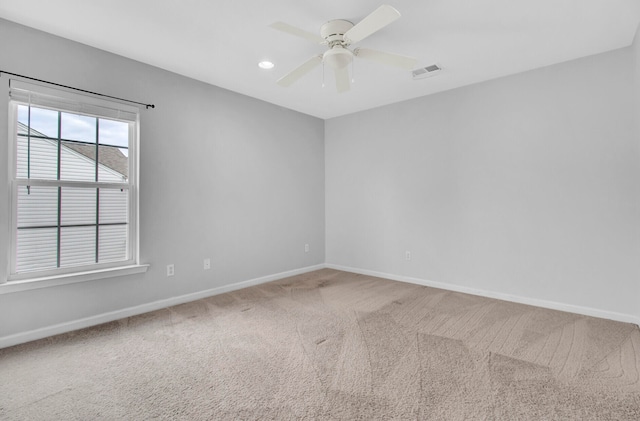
61 187 96 226
17 105 28 132
17 185 58 228
60 226 95 267
17 106 59 138
99 225 127 263
98 119 129 148
60 140 97 181
61 112 96 143
16 228 57 272
99 188 128 224
16 134 59 180
97 145 128 182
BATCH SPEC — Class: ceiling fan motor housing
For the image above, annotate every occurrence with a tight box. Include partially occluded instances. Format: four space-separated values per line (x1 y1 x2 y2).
321 19 354 45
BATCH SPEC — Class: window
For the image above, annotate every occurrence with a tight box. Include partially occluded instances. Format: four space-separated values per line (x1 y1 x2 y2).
7 81 140 282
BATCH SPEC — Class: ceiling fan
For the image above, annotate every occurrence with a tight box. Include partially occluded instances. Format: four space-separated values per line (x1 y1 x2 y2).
270 5 417 93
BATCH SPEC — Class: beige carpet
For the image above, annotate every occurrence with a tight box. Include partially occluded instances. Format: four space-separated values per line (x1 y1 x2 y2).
1 269 639 420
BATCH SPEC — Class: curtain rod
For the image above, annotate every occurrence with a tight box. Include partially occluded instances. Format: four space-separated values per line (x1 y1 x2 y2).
0 70 155 109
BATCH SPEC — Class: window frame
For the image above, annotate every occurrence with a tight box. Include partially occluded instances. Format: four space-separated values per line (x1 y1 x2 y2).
4 80 144 285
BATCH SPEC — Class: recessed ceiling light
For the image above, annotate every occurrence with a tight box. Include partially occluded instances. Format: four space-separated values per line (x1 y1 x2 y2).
258 61 275 70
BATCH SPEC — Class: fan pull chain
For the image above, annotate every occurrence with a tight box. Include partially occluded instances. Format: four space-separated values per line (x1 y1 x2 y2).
322 61 325 88
352 59 355 83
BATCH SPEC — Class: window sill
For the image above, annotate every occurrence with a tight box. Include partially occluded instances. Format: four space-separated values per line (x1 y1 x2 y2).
0 264 149 295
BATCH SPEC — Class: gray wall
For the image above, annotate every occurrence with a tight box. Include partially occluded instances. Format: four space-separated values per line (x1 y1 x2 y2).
0 19 325 338
635 26 640 154
326 46 640 320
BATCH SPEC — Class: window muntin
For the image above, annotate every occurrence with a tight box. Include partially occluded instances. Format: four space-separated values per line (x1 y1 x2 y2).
8 82 138 280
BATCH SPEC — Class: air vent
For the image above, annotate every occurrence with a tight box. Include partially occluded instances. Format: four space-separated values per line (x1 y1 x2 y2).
412 64 442 79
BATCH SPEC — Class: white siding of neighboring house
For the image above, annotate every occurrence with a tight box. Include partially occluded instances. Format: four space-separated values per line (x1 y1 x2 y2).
15 135 128 272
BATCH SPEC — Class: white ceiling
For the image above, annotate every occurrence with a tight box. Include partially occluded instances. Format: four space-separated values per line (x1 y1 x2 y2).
1 0 639 119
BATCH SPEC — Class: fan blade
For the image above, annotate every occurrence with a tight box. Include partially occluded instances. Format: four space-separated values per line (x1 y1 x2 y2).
269 22 326 44
354 47 417 70
277 56 323 87
335 67 350 93
343 5 401 44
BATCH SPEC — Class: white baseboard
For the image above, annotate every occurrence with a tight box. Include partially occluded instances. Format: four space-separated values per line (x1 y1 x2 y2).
0 264 325 349
4 263 637 349
326 263 640 326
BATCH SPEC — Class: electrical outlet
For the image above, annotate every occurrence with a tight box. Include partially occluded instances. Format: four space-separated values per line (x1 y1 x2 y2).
204 258 211 270
305 244 309 253
166 264 175 277
405 251 411 261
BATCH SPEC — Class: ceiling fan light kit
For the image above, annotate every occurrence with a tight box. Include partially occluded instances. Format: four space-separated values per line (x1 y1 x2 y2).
270 5 418 93
323 46 353 70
